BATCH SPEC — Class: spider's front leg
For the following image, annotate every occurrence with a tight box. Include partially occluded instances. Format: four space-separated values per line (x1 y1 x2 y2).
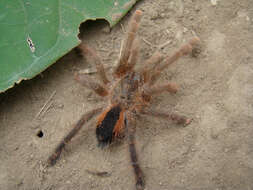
126 112 145 190
74 73 109 97
114 10 142 78
143 82 179 95
78 43 110 85
48 107 103 166
146 37 200 86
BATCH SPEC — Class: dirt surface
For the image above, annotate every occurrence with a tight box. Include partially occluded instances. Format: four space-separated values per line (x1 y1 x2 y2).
1 0 253 189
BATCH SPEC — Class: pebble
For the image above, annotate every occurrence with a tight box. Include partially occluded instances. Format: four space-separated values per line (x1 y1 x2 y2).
210 0 217 6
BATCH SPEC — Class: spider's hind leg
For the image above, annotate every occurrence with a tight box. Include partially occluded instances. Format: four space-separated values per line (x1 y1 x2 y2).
48 107 102 166
141 108 192 126
126 113 145 190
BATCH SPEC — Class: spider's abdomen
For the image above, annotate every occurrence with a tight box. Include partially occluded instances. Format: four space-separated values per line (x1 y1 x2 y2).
96 105 125 147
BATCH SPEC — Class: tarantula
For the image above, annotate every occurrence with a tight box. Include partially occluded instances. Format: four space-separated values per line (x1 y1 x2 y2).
48 10 200 190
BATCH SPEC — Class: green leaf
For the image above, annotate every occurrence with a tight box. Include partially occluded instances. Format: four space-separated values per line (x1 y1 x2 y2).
0 0 139 92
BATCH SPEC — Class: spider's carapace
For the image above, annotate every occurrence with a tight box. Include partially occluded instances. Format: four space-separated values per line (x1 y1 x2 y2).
96 71 148 147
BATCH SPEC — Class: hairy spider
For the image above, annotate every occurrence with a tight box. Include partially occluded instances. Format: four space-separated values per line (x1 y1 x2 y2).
48 10 200 190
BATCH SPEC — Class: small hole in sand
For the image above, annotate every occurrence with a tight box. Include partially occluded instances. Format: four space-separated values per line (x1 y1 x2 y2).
37 130 44 138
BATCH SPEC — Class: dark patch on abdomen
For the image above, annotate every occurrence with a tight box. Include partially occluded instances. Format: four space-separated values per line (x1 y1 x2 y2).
96 105 121 147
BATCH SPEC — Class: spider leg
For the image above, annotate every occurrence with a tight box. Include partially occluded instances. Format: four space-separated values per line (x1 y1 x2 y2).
114 10 142 78
48 107 103 166
149 37 200 86
127 38 140 72
74 73 109 97
141 109 192 126
143 82 179 95
126 113 145 190
139 51 164 83
78 43 110 85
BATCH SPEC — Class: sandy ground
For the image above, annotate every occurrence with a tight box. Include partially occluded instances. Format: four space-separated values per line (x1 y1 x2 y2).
1 0 253 189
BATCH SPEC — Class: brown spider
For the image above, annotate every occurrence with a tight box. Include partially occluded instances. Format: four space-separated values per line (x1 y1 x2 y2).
48 10 200 190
